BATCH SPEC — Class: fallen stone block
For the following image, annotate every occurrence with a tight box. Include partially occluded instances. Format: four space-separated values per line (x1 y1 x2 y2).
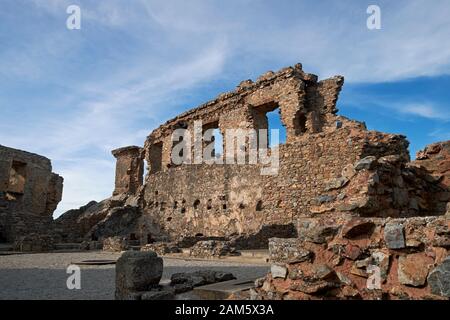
170 270 236 293
115 250 163 300
141 288 175 300
384 223 405 249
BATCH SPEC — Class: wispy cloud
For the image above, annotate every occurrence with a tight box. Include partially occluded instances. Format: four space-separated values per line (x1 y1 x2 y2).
1 0 450 216
399 103 450 120
429 128 450 141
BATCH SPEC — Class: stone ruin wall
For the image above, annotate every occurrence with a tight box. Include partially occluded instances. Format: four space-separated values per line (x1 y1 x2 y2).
54 63 449 255
0 145 63 245
133 64 447 244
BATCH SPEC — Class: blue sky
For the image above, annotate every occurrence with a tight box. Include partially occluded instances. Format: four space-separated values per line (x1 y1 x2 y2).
0 0 449 217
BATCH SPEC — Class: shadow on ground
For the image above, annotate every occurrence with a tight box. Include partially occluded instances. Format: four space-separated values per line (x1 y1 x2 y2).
0 265 269 300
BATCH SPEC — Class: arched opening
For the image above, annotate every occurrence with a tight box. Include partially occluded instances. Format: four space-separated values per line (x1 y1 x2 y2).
147 234 154 244
193 199 200 209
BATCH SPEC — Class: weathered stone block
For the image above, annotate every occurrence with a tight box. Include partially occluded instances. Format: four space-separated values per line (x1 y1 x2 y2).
354 156 377 171
397 253 433 287
324 177 349 191
170 270 236 293
384 223 405 249
427 256 450 297
271 264 288 279
115 251 163 300
141 288 175 300
269 238 312 264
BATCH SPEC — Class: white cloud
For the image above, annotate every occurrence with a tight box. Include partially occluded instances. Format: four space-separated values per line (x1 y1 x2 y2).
429 128 450 141
2 0 450 217
399 104 449 120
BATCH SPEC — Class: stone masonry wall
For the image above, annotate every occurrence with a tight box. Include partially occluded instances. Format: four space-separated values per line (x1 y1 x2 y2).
0 145 63 243
57 63 450 251
133 63 445 244
112 146 144 196
254 215 450 300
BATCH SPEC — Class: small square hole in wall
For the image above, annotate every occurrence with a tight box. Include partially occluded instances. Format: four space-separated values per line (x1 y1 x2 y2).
256 200 263 211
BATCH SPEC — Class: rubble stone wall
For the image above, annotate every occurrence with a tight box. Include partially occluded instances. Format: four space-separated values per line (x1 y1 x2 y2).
0 145 63 243
112 146 144 196
56 63 450 252
254 215 450 300
135 64 444 243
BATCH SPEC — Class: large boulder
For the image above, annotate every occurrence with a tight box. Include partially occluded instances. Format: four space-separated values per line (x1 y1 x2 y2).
115 251 163 300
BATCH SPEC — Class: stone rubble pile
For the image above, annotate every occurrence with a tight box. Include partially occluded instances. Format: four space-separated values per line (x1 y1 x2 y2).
188 240 240 258
254 215 450 300
13 233 55 252
170 270 236 294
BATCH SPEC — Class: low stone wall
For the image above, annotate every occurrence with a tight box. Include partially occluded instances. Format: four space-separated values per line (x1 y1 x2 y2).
141 242 181 255
103 236 129 252
254 215 450 300
189 240 240 258
13 233 55 252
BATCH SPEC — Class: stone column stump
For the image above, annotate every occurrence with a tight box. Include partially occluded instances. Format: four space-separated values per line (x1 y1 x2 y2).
115 251 163 300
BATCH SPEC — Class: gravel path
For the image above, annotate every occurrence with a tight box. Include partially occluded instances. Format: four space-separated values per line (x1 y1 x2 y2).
0 251 269 300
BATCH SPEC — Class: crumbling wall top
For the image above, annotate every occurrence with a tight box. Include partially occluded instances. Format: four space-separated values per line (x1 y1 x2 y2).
112 146 143 158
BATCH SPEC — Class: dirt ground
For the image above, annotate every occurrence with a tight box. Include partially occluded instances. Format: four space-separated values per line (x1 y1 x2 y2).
0 251 269 300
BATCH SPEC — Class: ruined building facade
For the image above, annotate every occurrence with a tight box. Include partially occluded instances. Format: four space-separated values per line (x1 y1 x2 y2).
0 145 63 245
56 63 449 251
